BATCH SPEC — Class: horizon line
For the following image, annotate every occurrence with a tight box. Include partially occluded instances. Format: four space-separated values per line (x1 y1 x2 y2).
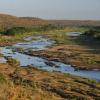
0 12 100 21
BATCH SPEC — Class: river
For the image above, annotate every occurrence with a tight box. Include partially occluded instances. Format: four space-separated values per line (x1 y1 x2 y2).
0 35 100 81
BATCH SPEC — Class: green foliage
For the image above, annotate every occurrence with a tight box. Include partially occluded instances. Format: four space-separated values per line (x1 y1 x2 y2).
0 73 6 83
3 27 31 36
39 24 64 31
84 27 100 39
0 25 64 36
53 33 68 44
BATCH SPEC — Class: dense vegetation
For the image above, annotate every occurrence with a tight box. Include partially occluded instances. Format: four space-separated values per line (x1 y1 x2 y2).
84 27 100 39
0 24 65 36
0 14 100 32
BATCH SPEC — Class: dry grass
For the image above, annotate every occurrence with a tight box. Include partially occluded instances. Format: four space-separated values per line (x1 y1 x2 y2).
0 63 99 100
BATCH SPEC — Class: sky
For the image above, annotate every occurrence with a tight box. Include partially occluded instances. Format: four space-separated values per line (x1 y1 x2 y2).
0 0 100 20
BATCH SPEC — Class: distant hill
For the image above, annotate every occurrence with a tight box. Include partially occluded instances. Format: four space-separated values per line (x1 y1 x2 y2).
0 14 48 30
48 20 100 27
0 14 100 30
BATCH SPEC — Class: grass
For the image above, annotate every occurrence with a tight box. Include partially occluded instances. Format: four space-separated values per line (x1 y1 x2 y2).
0 26 100 99
6 57 20 67
0 63 99 100
0 73 7 83
0 32 37 44
23 27 100 70
0 26 88 46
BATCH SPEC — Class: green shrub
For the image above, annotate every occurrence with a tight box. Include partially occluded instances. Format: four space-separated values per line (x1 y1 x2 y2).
84 27 100 39
0 73 6 83
4 27 28 36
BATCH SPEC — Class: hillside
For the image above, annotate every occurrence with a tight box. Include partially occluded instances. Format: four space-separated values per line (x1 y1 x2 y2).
0 14 100 29
48 20 100 27
0 14 48 30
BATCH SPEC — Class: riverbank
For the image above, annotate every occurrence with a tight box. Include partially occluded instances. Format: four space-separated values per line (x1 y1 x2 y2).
0 32 41 46
0 27 87 46
0 63 100 100
0 28 100 71
27 44 100 70
19 32 100 70
0 27 100 99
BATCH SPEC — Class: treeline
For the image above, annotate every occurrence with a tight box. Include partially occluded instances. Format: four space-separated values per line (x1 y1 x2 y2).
0 27 32 35
0 24 65 36
84 27 100 39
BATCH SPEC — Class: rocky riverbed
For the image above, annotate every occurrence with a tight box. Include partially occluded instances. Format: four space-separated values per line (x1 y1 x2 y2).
0 35 100 81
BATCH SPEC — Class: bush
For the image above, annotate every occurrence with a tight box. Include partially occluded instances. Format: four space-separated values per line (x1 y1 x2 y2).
4 27 28 36
0 73 6 83
84 27 100 39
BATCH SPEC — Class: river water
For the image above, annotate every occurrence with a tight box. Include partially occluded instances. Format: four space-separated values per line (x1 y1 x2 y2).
0 35 100 81
66 32 83 36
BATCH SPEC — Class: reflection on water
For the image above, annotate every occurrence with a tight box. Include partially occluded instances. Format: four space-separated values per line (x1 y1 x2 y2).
66 32 83 36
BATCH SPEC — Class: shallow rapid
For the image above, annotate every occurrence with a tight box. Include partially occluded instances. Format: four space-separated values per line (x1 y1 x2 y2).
0 35 100 81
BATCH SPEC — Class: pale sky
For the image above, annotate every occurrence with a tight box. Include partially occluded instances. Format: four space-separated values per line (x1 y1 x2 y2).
0 0 100 20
